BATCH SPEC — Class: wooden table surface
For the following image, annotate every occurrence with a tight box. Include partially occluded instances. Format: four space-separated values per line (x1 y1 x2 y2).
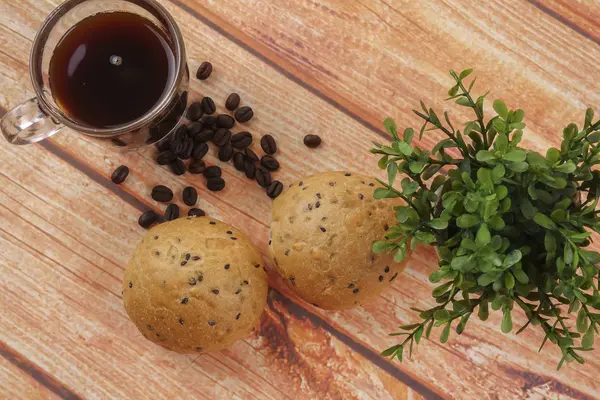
1 0 599 399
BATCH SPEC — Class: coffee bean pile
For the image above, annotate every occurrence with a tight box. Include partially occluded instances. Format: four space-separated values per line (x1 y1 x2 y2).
111 60 287 229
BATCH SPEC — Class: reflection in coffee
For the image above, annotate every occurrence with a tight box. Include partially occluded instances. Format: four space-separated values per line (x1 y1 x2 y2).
49 12 175 128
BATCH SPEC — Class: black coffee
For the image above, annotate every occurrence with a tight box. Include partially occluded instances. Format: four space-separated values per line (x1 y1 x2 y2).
49 12 175 128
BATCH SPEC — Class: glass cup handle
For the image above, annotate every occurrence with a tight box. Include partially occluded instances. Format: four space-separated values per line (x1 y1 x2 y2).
1 97 64 145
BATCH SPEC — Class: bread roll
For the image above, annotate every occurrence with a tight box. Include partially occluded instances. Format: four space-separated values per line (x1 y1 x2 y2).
123 217 268 354
270 171 406 310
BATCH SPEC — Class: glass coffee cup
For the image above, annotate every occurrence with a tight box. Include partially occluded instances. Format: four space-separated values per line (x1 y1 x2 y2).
0 0 189 149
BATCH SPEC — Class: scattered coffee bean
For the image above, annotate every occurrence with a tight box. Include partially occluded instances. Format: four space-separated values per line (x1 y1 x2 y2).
204 166 222 179
218 143 234 162
138 210 158 229
111 165 129 184
244 160 256 179
235 106 254 123
156 139 170 152
188 122 203 137
216 114 235 129
260 155 280 171
164 204 180 221
188 159 206 174
202 115 217 127
182 186 198 206
152 185 174 202
186 102 204 121
157 150 176 165
233 152 246 171
196 61 213 80
213 128 232 147
244 148 259 163
169 158 186 175
192 141 209 160
231 131 252 149
201 97 216 115
180 137 194 160
225 93 241 111
188 208 205 217
267 180 283 199
207 177 226 191
196 129 214 143
256 166 272 188
304 134 322 148
171 124 187 143
260 135 277 155
170 140 184 158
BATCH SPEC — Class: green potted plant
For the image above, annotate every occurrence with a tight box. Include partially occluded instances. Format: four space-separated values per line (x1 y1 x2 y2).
371 69 600 369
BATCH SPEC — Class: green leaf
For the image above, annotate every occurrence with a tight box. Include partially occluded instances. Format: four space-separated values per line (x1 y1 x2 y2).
534 213 557 230
457 214 480 228
440 322 451 343
398 323 422 331
429 270 447 283
383 118 399 139
582 327 595 349
503 150 527 163
544 232 557 253
381 344 402 357
476 150 496 162
520 198 537 219
378 155 389 170
507 162 529 173
422 164 442 180
505 272 515 289
476 223 491 245
434 309 450 321
546 147 560 163
433 282 453 298
429 218 448 230
513 269 529 284
514 109 525 123
387 162 398 186
488 215 505 230
493 100 508 119
478 274 498 287
414 325 424 344
495 133 509 152
401 179 419 195
403 128 414 144
564 242 574 265
555 161 576 174
374 188 399 199
456 97 471 107
502 250 522 268
501 309 513 333
396 141 414 156
576 309 589 333
478 300 489 321
432 138 457 154
372 241 391 254
459 69 473 80
394 247 406 262
456 313 471 335
492 164 505 182
409 161 425 174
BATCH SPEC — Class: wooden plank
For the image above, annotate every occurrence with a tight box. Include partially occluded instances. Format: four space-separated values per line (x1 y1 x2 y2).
0 348 63 400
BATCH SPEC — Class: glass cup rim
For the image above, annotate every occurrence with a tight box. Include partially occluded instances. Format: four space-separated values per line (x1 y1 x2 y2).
29 0 186 138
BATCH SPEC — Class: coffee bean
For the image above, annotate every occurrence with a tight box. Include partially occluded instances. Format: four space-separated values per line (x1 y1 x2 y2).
216 114 235 129
202 115 217 127
188 122 203 137
260 155 280 171
213 129 231 147
260 135 277 155
196 130 214 143
152 185 174 202
201 97 216 115
183 186 198 206
225 93 240 111
156 139 170 152
218 143 234 162
138 210 158 229
171 124 187 143
188 208 205 217
231 131 252 149
204 166 222 179
256 166 272 188
244 160 256 179
188 159 206 174
244 148 259 163
233 152 246 171
187 102 204 121
170 140 183 157
267 181 283 199
169 159 186 175
180 137 194 160
164 204 180 221
192 141 209 160
235 106 254 123
207 177 225 192
304 134 322 148
196 62 212 80
157 150 176 165
111 165 129 184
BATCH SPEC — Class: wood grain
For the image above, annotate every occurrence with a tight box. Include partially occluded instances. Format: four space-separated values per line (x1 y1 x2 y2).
1 0 599 399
